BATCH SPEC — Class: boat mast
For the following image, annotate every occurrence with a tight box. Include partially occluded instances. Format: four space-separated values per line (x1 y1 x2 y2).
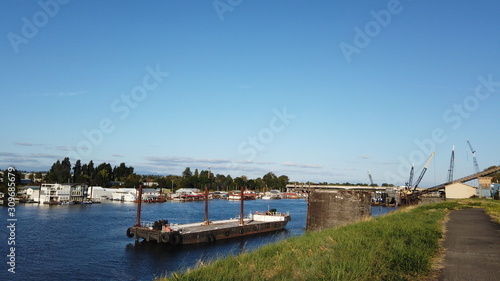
135 184 143 226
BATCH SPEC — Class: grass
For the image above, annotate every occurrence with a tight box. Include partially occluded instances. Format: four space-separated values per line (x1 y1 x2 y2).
159 199 500 281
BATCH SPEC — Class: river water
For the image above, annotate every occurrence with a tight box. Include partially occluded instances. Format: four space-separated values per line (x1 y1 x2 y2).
1 199 395 281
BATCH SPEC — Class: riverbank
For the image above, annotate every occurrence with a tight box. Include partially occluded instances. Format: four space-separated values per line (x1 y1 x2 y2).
161 199 500 281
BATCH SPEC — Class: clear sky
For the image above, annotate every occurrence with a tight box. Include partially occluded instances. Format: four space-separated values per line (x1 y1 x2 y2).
1 0 499 187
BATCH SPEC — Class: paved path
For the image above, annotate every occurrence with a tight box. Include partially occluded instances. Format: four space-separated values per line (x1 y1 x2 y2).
439 208 500 281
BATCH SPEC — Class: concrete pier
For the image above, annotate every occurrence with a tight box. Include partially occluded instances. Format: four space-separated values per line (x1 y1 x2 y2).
306 189 371 231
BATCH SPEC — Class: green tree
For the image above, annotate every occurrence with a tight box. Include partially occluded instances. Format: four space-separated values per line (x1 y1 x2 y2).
35 172 43 182
95 168 111 187
46 160 61 183
86 160 95 182
156 177 170 188
278 175 289 192
182 167 193 178
254 177 264 191
214 174 229 191
60 157 72 183
73 160 83 182
222 174 233 191
113 163 134 181
123 173 142 188
1 168 21 195
234 176 247 189
247 179 256 190
263 172 277 190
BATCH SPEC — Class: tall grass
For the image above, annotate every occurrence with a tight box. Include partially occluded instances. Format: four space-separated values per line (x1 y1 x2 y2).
161 199 499 281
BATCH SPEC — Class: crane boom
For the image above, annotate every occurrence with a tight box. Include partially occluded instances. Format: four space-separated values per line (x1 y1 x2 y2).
447 146 455 182
405 164 414 190
367 170 374 186
413 152 435 191
466 139 480 174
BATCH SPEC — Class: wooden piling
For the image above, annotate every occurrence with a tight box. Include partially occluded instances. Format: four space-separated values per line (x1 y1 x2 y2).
135 184 143 227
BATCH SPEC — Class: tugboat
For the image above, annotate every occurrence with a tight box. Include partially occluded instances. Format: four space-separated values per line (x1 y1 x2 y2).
126 184 291 245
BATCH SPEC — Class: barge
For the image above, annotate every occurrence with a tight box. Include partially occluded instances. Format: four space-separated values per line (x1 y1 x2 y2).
127 211 290 245
126 183 291 245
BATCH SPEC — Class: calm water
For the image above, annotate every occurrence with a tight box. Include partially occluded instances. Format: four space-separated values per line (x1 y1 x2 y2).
1 199 394 281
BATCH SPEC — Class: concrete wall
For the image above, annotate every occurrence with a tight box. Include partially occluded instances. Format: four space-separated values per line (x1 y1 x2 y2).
306 189 371 231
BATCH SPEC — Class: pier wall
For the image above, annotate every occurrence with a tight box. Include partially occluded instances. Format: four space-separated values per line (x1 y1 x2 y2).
306 190 371 231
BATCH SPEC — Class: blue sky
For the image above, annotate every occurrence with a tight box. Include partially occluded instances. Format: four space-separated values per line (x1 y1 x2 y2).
1 0 499 187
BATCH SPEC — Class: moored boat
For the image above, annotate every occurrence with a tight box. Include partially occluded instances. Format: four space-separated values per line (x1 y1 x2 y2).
127 210 291 245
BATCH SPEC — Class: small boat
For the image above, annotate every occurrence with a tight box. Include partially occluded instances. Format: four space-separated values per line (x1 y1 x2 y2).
261 190 282 200
61 201 75 205
227 190 256 200
44 201 61 205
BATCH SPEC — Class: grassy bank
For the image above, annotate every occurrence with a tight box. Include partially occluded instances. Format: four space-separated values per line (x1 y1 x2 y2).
161 199 500 281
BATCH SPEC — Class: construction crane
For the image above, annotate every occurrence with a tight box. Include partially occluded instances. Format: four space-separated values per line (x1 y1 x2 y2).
413 152 435 191
447 146 455 182
401 152 435 205
367 170 374 186
466 139 480 174
405 164 415 190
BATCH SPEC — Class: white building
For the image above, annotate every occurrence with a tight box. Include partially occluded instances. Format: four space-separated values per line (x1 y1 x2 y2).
40 183 88 203
110 188 160 201
444 183 476 199
174 188 200 195
18 186 40 201
86 186 111 200
111 188 136 201
20 186 40 202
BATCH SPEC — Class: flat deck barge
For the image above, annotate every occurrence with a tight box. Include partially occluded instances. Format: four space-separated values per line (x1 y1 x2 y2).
127 211 291 245
127 183 291 245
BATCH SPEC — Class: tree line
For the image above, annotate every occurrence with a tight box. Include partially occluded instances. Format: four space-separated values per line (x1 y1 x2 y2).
44 157 135 187
2 162 499 195
21 158 291 191
167 167 290 192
